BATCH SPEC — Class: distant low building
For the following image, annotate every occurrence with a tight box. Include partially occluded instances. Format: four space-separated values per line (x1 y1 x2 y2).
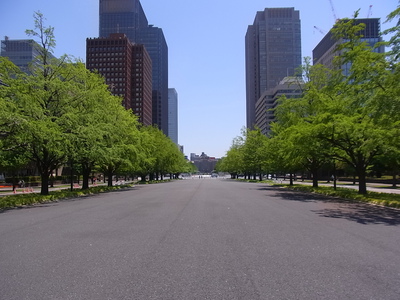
0 37 55 73
190 152 219 173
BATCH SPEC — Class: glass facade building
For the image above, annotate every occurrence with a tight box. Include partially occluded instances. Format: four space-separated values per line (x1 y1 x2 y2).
99 0 148 40
0 38 47 73
99 0 169 135
136 26 168 134
313 18 384 75
245 7 301 129
168 88 178 145
255 77 304 136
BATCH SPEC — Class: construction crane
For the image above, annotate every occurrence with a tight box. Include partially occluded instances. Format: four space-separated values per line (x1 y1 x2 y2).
367 5 373 18
313 26 326 35
328 0 339 23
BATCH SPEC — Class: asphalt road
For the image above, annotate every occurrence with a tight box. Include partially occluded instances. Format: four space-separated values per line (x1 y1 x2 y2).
0 178 399 300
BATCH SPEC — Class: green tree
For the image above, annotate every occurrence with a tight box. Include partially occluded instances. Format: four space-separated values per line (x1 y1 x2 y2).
0 12 71 194
96 102 141 187
271 61 334 187
60 62 135 190
318 14 393 194
241 128 269 180
217 136 244 178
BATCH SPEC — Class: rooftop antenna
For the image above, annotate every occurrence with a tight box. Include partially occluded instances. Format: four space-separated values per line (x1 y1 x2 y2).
367 5 373 18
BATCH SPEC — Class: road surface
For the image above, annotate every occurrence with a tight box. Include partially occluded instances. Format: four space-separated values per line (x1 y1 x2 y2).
0 178 399 299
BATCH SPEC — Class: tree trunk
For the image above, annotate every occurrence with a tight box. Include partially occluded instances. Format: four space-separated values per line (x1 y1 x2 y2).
392 171 397 188
333 163 337 190
312 169 319 188
70 160 74 192
140 174 147 183
357 168 367 194
289 173 294 186
40 172 50 195
107 170 113 187
81 163 91 190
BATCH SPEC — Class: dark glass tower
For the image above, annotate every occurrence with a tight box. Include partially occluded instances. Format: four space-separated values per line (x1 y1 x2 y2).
99 0 148 39
245 7 301 129
313 18 384 73
99 0 169 135
136 25 168 134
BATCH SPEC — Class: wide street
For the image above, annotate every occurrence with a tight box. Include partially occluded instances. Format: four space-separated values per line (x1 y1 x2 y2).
0 178 399 300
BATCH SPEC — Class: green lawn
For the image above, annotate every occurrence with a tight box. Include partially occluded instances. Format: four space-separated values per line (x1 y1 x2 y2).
278 184 400 209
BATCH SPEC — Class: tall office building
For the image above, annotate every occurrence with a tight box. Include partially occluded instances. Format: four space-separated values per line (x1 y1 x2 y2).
137 26 168 135
245 7 301 129
0 38 54 73
255 77 304 135
168 88 178 145
99 0 169 135
313 18 384 73
99 0 148 40
86 33 153 125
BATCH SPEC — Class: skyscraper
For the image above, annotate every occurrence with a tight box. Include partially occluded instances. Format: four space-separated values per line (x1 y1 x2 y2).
86 33 153 125
99 0 169 135
136 25 168 135
168 88 178 145
99 0 148 40
245 7 301 129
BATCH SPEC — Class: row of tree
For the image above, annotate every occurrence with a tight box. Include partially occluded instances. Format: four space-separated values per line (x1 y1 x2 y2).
0 12 194 195
217 7 400 194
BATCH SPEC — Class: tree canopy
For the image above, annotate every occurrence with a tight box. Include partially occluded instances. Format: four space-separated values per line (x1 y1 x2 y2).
221 6 400 194
0 12 190 194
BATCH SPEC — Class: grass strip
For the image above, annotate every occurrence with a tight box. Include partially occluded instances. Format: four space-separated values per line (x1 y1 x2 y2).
0 184 133 210
278 184 400 209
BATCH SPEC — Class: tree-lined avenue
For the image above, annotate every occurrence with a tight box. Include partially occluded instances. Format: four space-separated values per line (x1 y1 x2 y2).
0 179 399 299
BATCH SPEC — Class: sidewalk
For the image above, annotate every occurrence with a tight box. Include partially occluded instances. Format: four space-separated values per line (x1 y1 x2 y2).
275 179 400 194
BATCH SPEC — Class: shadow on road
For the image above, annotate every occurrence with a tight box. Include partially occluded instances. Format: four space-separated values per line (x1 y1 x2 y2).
259 185 400 226
310 205 400 226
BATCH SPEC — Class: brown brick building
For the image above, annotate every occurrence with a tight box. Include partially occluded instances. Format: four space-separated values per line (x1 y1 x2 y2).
86 33 152 125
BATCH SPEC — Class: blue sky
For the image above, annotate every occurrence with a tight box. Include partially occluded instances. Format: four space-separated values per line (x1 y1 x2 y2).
1 0 398 158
